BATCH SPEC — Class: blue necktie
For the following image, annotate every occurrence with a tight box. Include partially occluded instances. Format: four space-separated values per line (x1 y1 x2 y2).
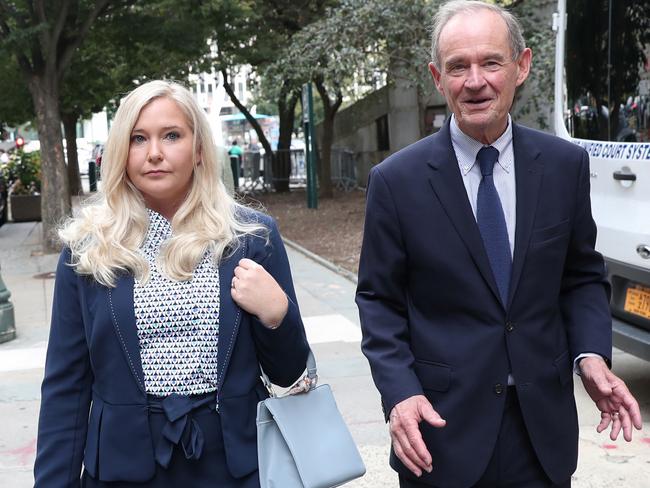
476 146 511 305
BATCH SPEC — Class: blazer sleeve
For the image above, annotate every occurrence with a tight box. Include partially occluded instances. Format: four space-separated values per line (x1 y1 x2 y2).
356 167 424 421
250 217 310 387
34 249 93 488
560 150 613 364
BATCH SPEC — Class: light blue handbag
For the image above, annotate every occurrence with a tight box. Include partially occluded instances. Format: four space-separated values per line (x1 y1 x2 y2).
256 350 366 488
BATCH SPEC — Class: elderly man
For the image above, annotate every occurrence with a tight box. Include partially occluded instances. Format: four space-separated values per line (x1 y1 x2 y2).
356 1 642 487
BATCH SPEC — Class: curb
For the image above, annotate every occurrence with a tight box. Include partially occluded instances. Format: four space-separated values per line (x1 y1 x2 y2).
282 237 358 285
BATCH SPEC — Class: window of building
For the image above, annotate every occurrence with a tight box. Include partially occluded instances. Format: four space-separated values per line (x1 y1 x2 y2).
376 115 390 151
424 106 448 135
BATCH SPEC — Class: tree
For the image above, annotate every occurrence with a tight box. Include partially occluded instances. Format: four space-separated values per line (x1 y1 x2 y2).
0 0 125 251
268 0 431 198
0 55 33 130
252 0 335 192
204 0 335 192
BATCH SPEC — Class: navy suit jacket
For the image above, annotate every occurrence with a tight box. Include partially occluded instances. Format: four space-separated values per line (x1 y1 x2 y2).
34 211 309 487
356 121 612 487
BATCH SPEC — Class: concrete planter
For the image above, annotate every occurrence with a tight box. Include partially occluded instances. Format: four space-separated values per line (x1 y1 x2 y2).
0 270 16 344
10 194 42 222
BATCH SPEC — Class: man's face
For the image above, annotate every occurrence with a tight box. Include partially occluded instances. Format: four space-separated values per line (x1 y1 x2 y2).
429 9 531 144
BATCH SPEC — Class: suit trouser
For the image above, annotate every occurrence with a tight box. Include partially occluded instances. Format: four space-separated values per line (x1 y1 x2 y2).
399 387 571 488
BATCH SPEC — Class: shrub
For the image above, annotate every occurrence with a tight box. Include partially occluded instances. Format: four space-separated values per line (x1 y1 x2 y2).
0 149 41 196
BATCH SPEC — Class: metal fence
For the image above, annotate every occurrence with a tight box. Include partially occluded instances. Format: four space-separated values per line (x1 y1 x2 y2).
230 147 357 194
330 148 356 191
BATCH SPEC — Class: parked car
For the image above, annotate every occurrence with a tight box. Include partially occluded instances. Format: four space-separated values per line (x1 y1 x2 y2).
91 143 104 167
91 143 104 180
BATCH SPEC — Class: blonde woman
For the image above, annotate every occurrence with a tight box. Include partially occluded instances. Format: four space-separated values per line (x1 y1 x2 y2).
33 80 309 488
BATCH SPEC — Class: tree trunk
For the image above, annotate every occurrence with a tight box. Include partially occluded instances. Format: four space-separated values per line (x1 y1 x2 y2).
314 78 342 199
274 88 299 193
220 68 278 188
27 75 71 252
63 112 83 197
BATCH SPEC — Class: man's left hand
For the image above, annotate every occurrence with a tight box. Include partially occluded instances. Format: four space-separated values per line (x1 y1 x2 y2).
579 356 643 441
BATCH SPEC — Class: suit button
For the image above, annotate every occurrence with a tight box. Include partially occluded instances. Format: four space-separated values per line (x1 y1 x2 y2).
494 383 505 395
506 321 515 332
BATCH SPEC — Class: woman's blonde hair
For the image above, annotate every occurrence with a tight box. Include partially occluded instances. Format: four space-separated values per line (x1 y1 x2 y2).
60 80 266 287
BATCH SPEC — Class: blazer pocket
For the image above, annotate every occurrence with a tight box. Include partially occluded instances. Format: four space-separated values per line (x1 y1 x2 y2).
530 219 570 244
219 388 260 479
98 402 156 482
84 397 104 478
554 350 572 386
413 360 451 392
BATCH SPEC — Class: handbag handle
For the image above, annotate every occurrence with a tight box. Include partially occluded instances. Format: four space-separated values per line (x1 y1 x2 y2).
260 349 318 398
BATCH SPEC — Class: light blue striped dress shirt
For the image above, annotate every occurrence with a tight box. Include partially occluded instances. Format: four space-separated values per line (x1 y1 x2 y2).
449 114 516 257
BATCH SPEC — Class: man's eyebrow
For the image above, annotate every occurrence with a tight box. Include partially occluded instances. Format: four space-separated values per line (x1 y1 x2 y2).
445 52 508 67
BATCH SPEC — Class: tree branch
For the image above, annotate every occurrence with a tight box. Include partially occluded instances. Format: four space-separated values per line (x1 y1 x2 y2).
220 67 274 157
0 15 10 38
50 0 72 61
34 0 46 23
56 0 111 80
0 1 37 73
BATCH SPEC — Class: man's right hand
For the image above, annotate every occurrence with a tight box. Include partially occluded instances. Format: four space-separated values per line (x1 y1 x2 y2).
389 395 446 477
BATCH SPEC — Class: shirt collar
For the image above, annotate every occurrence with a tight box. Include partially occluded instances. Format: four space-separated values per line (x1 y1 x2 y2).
450 114 513 175
142 208 172 250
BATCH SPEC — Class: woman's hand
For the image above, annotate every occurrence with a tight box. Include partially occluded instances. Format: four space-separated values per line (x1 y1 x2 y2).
230 258 289 329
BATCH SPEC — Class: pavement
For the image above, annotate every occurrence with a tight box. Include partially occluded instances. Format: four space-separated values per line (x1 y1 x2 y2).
0 220 649 487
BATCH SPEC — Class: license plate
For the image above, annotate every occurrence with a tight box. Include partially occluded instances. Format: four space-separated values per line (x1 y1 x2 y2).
624 284 650 320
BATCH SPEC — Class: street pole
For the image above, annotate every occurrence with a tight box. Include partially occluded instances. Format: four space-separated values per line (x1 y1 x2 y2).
302 83 318 209
0 264 16 343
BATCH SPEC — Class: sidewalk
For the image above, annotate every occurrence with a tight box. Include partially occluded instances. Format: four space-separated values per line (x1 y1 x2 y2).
0 221 648 487
0 221 395 487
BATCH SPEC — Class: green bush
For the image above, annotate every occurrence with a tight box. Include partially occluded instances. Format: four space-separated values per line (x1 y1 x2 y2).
0 149 41 196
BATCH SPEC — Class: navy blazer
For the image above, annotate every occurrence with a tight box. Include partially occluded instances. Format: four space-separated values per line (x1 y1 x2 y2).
34 211 309 487
356 121 612 487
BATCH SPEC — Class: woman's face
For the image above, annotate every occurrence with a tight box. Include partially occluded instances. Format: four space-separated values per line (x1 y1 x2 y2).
126 97 198 219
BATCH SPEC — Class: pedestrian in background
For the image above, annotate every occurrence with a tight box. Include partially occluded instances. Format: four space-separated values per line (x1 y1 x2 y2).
229 139 244 187
33 80 309 487
356 1 642 487
248 139 261 181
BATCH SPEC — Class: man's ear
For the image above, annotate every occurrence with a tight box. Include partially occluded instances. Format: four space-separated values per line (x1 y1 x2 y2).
515 48 532 87
428 62 445 95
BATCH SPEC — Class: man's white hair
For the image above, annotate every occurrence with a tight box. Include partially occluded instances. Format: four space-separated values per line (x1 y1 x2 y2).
430 0 526 69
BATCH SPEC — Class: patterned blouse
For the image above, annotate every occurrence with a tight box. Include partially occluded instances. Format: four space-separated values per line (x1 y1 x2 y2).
134 209 220 396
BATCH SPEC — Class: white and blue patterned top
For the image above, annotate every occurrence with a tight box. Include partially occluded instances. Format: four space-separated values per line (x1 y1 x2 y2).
134 209 220 396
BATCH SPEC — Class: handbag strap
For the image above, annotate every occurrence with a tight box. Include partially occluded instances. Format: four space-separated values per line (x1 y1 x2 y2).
259 349 317 398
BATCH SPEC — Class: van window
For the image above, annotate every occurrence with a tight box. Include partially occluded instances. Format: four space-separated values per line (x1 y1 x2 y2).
564 0 649 142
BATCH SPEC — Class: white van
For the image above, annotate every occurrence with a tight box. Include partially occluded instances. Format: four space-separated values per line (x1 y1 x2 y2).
554 0 650 360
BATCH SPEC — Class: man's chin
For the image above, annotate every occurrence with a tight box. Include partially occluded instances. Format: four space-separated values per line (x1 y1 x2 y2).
456 112 507 141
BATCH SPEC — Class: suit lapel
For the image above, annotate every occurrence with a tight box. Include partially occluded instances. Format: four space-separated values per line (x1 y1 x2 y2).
216 241 246 392
427 122 503 305
107 275 146 395
508 124 543 307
